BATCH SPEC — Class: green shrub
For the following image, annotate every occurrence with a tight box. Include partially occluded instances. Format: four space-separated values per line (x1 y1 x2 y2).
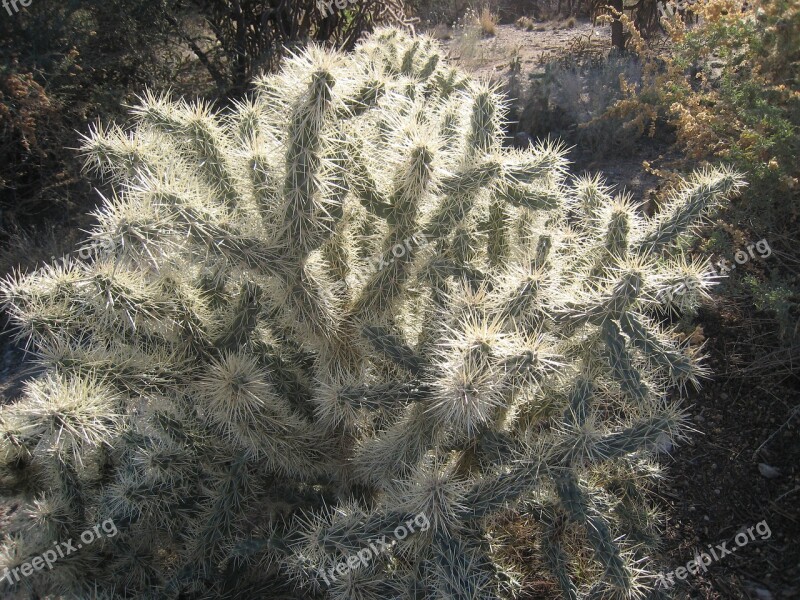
0 27 743 599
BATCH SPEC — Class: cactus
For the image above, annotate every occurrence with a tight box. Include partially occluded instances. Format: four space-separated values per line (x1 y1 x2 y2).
0 28 744 600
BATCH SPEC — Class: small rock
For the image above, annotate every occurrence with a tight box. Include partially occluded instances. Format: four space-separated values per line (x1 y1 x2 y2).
758 463 781 479
749 585 773 600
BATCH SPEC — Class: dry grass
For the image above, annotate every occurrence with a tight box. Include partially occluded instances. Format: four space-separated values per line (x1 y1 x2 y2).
450 8 491 69
515 16 535 31
477 6 498 36
430 23 453 40
0 224 81 277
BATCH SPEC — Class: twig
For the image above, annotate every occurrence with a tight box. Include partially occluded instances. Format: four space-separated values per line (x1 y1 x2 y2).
752 404 800 460
773 486 800 504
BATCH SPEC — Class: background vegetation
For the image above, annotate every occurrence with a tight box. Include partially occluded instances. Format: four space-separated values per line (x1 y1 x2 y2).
0 0 409 257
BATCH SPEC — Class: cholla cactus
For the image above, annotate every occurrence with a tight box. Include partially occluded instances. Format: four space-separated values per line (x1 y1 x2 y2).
0 28 743 600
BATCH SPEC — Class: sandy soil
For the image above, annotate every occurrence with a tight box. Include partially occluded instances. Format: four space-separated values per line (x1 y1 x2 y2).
437 19 612 79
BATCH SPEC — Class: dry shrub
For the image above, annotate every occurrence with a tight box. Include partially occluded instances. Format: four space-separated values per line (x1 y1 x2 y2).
0 224 81 278
512 40 650 160
515 16 536 30
478 6 499 35
0 69 78 233
409 0 538 25
430 23 454 39
451 8 491 67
